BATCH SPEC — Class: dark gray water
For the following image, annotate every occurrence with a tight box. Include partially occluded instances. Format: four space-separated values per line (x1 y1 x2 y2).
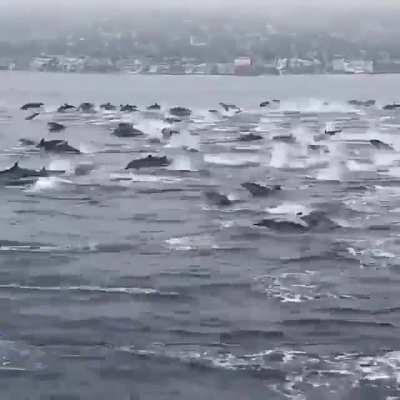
1 71 400 400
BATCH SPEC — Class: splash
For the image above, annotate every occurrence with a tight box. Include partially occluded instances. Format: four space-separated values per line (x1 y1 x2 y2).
166 234 219 251
266 203 312 216
270 143 290 168
316 143 347 181
26 177 71 193
316 161 344 181
346 160 375 172
134 117 165 141
169 155 196 171
78 143 96 154
291 126 314 146
166 129 200 151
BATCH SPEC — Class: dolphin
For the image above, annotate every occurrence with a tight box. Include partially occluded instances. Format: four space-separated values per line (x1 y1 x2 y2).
112 123 144 137
239 133 263 142
20 102 44 110
147 103 161 111
100 102 117 111
204 191 232 206
48 122 66 132
0 162 65 181
241 182 281 197
219 102 240 112
78 102 96 113
125 155 171 169
370 139 394 151
383 103 400 111
25 112 40 121
120 104 138 112
57 103 76 112
37 139 80 154
169 107 192 117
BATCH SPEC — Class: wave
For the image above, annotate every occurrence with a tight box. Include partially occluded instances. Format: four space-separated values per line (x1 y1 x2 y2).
110 173 182 183
165 235 219 251
0 284 179 297
117 344 400 398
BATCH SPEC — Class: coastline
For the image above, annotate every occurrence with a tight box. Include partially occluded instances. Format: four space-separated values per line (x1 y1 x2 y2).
0 69 389 77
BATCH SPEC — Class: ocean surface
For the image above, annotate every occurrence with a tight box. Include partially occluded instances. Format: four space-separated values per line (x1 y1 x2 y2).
0 71 400 399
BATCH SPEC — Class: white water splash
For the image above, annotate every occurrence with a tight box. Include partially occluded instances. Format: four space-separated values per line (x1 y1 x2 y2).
266 203 312 216
316 161 344 181
27 176 72 193
169 155 196 171
346 160 375 172
166 129 200 151
270 143 290 168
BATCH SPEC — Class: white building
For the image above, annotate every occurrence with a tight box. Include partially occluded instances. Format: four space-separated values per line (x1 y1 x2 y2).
332 58 373 74
58 57 85 72
30 57 53 71
345 60 373 74
276 58 288 71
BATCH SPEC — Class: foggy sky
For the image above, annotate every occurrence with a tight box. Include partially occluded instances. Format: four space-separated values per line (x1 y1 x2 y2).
1 0 399 13
1 0 400 37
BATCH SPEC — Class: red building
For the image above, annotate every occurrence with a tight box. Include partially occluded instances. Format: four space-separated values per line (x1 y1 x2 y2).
234 57 255 75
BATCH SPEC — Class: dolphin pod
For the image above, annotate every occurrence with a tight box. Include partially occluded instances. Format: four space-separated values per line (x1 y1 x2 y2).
16 96 400 228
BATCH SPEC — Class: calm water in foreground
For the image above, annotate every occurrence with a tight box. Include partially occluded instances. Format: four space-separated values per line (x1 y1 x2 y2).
0 72 400 399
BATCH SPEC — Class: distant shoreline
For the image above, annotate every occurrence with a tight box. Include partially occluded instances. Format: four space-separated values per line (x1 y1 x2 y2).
0 70 396 77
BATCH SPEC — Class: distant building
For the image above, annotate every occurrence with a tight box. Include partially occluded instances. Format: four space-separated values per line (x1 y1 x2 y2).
345 60 373 74
58 57 85 72
83 57 115 73
192 63 209 74
168 63 186 75
234 57 255 75
331 58 373 74
286 58 322 74
116 58 141 73
30 56 61 72
276 58 288 72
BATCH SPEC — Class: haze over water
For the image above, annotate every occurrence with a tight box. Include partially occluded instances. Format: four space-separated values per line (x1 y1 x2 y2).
0 72 400 399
